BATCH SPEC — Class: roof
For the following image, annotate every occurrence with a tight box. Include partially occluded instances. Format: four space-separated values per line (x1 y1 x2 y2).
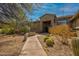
57 15 73 20
40 14 56 19
70 12 79 22
33 20 40 23
33 14 73 23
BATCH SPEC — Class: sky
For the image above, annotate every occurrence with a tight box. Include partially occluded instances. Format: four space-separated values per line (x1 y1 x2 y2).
26 3 79 21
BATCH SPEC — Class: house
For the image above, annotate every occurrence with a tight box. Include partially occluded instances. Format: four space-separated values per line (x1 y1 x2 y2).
40 14 57 32
69 12 79 30
31 20 41 33
69 12 79 36
31 14 73 33
57 15 73 25
31 14 56 33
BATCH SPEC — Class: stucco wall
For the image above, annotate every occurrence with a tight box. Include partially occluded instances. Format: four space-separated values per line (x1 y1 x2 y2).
31 22 41 33
31 14 56 33
40 14 56 32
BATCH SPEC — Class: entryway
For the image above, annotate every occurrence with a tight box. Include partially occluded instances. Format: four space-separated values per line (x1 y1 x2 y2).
42 21 51 33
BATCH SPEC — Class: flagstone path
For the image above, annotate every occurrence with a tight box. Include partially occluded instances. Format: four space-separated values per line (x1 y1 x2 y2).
20 35 47 56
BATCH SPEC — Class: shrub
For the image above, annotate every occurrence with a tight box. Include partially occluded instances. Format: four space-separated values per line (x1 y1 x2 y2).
19 26 29 34
0 25 15 34
46 38 54 47
44 36 49 42
8 28 15 34
44 34 53 42
2 28 9 34
49 24 71 35
48 24 76 45
0 29 2 34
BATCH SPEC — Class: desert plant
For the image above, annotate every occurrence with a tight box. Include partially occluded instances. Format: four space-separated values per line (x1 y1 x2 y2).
0 24 15 34
44 36 49 42
48 24 75 38
71 38 79 56
43 34 50 42
46 38 54 47
1 27 14 34
0 29 2 34
19 26 29 35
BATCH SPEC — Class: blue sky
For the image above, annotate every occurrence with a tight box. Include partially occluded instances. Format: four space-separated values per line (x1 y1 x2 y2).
26 3 79 21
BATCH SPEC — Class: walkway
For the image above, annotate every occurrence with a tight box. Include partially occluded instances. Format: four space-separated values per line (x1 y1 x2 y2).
20 35 47 56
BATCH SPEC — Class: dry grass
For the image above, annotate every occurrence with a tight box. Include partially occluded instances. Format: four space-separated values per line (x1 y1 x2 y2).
37 34 73 56
0 35 24 56
49 24 76 38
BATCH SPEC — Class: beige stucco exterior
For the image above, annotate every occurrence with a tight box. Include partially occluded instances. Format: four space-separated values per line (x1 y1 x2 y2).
69 12 79 37
31 14 72 33
31 21 41 33
31 14 56 33
40 14 56 32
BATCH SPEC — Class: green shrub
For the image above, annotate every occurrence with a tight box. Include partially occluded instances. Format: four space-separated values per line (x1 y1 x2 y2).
0 29 2 34
46 39 54 47
2 28 10 34
44 36 49 42
1 27 14 34
8 28 15 34
19 27 29 34
43 34 53 42
0 25 14 34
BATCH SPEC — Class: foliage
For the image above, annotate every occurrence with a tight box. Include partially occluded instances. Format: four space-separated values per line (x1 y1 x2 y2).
46 39 54 47
19 26 29 35
44 36 49 42
0 4 41 34
43 35 54 47
43 34 51 42
1 25 15 34
0 24 29 35
49 24 76 38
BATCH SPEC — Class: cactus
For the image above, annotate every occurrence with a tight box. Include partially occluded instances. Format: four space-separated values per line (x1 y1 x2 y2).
71 37 79 56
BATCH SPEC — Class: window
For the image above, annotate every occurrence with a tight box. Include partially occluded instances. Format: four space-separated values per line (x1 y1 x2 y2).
57 19 68 25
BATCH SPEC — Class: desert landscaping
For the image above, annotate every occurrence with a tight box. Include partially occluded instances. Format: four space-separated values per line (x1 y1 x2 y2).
0 3 79 56
0 34 24 56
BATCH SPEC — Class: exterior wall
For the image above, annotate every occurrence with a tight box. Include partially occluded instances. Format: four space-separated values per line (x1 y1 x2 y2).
31 14 72 33
40 14 56 32
31 14 56 33
31 22 41 33
56 18 70 25
75 18 79 27
69 18 79 36
70 18 79 29
75 18 79 37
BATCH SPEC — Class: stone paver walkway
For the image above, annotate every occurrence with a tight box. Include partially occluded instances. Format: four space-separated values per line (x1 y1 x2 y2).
20 35 47 56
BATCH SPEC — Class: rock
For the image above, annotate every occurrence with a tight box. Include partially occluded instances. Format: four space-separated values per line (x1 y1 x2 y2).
23 33 28 42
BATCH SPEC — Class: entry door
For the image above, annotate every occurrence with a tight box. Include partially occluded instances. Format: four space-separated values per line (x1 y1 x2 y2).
43 21 51 32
